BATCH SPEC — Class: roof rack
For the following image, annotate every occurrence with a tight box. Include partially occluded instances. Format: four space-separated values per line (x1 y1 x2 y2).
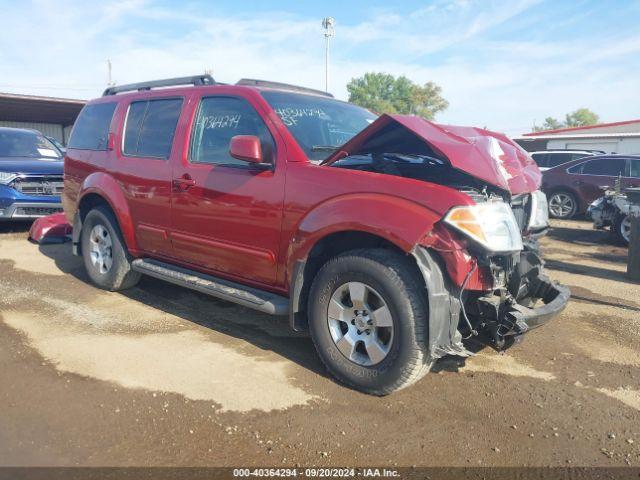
102 74 215 96
236 79 333 98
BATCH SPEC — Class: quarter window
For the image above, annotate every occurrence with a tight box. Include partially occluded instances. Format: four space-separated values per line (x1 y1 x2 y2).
190 97 275 166
580 158 626 176
629 159 640 178
68 102 117 150
123 98 183 159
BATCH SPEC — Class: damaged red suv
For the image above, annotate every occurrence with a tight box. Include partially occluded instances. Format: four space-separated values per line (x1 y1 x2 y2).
59 75 569 394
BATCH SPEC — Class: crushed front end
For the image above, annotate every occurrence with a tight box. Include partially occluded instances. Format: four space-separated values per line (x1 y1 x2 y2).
417 189 570 357
464 247 570 350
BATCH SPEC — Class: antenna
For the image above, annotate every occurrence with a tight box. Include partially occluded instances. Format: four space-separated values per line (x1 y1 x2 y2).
322 17 335 93
107 59 115 87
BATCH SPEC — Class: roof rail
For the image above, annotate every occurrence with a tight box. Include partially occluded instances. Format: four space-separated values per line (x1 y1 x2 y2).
102 74 215 96
236 79 333 98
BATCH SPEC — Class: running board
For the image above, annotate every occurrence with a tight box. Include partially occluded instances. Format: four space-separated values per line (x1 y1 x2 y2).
131 259 289 315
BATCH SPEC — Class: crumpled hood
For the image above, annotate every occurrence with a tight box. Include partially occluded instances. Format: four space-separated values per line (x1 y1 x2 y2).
322 114 541 194
0 156 64 175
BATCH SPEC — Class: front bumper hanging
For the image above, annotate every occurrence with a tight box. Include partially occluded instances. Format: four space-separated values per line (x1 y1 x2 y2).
412 246 570 358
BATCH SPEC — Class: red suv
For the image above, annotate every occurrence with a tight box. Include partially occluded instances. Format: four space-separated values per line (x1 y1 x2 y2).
61 75 569 394
542 154 640 219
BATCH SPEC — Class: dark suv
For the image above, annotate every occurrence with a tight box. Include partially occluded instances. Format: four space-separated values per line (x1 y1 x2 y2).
542 154 640 218
58 75 569 394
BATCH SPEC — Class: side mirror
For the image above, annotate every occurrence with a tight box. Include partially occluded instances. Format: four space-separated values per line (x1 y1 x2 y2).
229 135 264 164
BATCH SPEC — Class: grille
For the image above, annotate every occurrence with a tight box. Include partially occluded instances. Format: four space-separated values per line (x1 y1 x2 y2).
510 194 531 232
11 176 64 196
13 206 63 217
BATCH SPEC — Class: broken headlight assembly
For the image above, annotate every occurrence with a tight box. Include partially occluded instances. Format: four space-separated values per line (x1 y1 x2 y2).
444 201 524 253
528 190 549 230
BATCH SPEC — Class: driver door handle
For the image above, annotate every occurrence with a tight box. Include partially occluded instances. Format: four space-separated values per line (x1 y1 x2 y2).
173 174 196 191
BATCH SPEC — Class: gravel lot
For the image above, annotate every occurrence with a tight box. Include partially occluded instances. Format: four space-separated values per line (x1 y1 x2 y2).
0 219 638 467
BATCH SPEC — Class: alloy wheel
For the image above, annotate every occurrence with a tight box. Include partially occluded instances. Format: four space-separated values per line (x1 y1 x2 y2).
620 216 632 243
89 224 113 274
549 193 576 218
326 282 394 366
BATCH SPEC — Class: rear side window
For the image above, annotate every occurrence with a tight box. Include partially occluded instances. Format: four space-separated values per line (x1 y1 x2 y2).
189 96 275 166
628 159 640 178
570 153 589 162
68 102 117 150
123 98 183 159
580 158 626 176
547 153 572 168
531 153 547 167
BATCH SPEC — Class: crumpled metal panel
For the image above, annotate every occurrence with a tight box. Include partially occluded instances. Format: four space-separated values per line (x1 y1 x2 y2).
322 114 541 194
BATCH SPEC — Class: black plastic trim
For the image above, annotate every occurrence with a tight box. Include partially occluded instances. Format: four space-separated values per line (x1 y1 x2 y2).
102 75 215 96
131 258 289 315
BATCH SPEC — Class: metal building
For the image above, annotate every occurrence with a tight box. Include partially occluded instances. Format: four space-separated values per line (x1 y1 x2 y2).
515 119 640 154
0 92 86 146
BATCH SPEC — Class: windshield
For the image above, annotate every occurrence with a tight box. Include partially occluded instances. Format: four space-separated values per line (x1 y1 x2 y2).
0 129 62 159
261 90 377 162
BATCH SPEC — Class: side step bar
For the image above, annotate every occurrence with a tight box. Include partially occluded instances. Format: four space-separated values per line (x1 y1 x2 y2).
131 259 289 315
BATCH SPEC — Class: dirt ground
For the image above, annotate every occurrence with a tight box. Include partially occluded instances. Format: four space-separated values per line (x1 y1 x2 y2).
0 219 638 467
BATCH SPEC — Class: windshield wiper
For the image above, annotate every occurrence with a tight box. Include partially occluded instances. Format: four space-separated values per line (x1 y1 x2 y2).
311 145 341 152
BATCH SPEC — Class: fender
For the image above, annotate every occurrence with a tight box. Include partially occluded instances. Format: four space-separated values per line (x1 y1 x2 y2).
286 193 442 282
77 172 138 253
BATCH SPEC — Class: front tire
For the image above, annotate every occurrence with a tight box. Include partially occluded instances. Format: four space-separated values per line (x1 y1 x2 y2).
81 206 141 291
614 214 631 245
548 191 578 219
308 249 432 395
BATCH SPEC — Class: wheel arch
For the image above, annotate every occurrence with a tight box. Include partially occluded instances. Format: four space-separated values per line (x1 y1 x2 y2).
288 229 427 331
546 186 584 215
72 173 137 255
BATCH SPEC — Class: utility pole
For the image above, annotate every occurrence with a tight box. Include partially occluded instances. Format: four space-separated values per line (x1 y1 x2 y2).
107 59 115 87
322 17 335 93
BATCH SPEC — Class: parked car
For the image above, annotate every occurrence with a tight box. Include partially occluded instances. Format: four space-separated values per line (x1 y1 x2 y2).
588 187 632 244
61 75 569 394
530 149 603 172
0 127 64 221
542 154 640 219
45 135 66 155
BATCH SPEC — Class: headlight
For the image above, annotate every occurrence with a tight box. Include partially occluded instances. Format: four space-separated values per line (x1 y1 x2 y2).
444 201 523 253
528 190 549 230
0 172 19 185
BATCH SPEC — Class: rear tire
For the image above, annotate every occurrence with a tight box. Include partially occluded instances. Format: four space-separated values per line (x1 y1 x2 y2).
548 191 578 219
308 249 432 395
81 206 141 291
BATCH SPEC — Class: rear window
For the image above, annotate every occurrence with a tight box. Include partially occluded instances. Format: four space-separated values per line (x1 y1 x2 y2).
68 102 117 150
123 98 183 159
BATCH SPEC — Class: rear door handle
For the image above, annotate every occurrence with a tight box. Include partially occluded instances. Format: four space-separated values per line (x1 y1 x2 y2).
173 174 196 191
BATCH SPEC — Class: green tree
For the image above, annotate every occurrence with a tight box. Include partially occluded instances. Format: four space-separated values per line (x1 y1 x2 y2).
532 108 600 132
565 108 600 127
346 72 448 120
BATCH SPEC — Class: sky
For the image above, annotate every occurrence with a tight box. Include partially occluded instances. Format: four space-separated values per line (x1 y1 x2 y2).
1 0 639 136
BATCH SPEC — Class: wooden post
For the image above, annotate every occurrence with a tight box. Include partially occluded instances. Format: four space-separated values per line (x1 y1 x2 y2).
626 188 640 281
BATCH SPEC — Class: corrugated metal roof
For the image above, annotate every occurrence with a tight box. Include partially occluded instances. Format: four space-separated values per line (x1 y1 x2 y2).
0 92 86 125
